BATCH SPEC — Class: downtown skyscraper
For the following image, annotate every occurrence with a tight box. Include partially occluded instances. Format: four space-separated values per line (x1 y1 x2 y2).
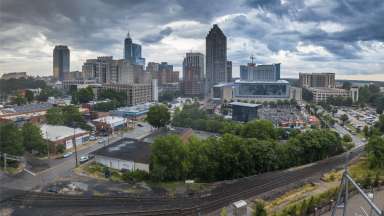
124 33 145 66
205 24 227 93
53 45 70 81
182 52 204 96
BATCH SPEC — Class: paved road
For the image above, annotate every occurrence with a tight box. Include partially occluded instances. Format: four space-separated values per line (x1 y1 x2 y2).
0 122 152 191
333 123 365 147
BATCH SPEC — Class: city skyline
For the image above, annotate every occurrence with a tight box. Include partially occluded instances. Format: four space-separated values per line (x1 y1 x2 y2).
1 0 384 81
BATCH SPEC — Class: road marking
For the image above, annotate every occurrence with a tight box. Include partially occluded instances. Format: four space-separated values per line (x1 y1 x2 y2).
23 168 36 176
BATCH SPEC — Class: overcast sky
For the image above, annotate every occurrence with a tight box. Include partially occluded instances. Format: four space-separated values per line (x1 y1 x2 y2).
1 0 384 80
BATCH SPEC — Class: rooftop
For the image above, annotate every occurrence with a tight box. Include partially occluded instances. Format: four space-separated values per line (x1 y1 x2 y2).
213 82 234 87
230 102 262 108
93 116 126 125
235 79 289 84
40 124 88 142
94 138 151 164
1 103 52 114
143 127 193 143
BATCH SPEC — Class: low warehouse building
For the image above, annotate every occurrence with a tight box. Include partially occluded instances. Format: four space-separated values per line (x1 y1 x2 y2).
94 138 150 172
92 116 126 135
40 124 90 152
230 102 261 122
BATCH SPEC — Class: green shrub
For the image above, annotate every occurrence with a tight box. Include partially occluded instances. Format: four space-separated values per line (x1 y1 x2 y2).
122 170 149 182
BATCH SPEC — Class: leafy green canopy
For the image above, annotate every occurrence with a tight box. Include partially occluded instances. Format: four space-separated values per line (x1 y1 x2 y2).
146 104 170 128
150 129 344 182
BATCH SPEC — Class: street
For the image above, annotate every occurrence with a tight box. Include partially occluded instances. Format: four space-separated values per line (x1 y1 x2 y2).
0 122 152 191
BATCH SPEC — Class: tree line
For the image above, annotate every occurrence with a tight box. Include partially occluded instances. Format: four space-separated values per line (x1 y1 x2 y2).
46 105 91 130
0 77 46 95
150 126 347 182
0 122 47 157
172 103 242 134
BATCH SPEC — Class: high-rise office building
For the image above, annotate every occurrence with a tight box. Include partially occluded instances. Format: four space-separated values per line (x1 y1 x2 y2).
226 61 232 82
240 63 281 81
124 33 145 66
182 52 204 96
206 24 227 92
234 62 289 100
299 73 336 88
82 56 113 83
157 62 179 85
82 57 148 84
53 45 70 81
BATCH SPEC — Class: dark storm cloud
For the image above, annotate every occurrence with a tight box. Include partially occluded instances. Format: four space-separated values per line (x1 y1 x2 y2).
141 27 173 44
0 0 240 53
244 0 384 59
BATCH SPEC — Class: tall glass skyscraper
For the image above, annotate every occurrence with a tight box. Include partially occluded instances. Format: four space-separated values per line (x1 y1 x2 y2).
124 33 145 66
206 24 227 93
53 45 70 81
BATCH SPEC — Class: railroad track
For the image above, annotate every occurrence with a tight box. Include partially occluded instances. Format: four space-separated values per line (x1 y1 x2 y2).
3 146 364 215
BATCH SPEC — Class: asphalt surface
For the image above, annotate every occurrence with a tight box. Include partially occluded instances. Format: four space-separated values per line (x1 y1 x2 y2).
0 122 152 192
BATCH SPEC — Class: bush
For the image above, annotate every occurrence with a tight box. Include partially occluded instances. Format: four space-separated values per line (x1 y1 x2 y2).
57 144 65 154
122 170 149 182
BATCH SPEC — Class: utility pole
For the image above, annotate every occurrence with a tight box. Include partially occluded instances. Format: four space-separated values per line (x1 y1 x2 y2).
46 130 50 159
3 153 6 170
73 126 78 167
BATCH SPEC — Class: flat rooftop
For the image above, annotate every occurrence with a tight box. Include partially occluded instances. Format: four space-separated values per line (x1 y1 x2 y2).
94 138 151 164
1 103 52 114
93 116 125 125
235 80 289 84
143 127 193 143
230 102 262 108
40 124 88 142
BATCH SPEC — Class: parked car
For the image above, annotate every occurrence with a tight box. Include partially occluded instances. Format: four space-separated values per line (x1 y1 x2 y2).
89 136 97 141
47 185 59 193
98 139 105 144
79 155 90 163
137 123 143 127
63 152 73 158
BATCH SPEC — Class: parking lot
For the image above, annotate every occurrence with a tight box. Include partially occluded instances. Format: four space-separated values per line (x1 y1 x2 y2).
335 106 378 132
258 105 306 128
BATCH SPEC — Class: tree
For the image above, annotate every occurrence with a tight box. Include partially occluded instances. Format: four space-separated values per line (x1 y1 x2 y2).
340 114 349 125
71 91 79 105
365 136 384 169
46 107 64 125
342 134 352 143
0 123 24 156
220 208 228 216
150 135 187 181
61 105 88 129
363 125 370 138
375 95 384 114
22 123 46 154
253 201 267 216
36 87 63 102
98 89 127 106
93 100 119 112
25 90 34 103
13 94 27 105
240 120 276 140
146 104 170 128
77 87 94 103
